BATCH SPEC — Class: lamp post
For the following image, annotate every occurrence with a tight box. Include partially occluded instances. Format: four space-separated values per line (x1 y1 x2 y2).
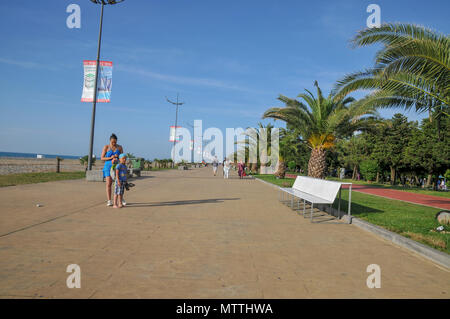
166 94 184 164
87 0 124 171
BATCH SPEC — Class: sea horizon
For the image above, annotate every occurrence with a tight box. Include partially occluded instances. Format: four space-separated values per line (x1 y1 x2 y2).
0 151 94 160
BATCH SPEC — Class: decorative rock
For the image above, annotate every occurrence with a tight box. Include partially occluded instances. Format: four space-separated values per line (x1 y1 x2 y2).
435 211 450 225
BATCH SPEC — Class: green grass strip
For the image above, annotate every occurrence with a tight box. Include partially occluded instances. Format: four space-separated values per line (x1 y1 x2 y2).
0 171 86 187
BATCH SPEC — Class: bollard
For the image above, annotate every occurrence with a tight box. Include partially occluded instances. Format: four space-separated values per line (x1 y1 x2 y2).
56 157 63 173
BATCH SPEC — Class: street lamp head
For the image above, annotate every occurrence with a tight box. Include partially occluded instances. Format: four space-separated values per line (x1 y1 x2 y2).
90 0 124 4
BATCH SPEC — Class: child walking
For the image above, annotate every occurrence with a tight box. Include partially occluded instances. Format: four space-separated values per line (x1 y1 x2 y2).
114 154 128 209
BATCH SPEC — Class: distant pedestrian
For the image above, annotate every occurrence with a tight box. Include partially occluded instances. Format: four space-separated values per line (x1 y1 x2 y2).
212 156 219 176
238 160 245 179
223 158 231 179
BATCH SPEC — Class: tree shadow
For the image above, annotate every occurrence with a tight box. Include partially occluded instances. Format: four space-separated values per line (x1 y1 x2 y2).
126 198 240 208
332 198 383 215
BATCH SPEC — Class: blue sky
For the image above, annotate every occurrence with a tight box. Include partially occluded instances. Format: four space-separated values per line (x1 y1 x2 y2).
0 0 448 159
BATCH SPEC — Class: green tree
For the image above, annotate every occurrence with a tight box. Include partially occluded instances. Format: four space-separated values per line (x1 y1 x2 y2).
359 159 379 182
336 135 370 180
405 115 450 188
372 114 415 185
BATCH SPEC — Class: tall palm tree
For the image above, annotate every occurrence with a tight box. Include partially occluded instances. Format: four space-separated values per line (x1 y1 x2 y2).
333 23 450 119
263 81 376 178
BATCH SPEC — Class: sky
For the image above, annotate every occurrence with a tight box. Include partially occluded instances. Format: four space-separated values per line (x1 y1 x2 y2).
0 0 449 159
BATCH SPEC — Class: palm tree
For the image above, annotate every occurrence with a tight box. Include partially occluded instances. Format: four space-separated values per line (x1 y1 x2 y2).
144 160 152 170
236 122 274 174
80 155 96 167
263 81 377 178
333 23 450 119
274 128 300 178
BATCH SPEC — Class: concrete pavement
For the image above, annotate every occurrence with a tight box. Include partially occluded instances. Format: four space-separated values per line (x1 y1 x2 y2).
0 167 449 298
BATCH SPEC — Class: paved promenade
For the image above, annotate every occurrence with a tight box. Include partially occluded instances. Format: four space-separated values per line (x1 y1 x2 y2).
0 167 448 298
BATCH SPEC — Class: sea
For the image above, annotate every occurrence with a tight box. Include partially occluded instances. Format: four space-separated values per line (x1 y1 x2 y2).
0 151 83 160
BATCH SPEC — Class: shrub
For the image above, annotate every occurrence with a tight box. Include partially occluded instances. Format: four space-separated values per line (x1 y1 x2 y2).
288 160 296 171
445 169 450 187
360 159 379 181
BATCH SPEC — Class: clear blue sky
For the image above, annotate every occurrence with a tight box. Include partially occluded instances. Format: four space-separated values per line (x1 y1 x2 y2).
0 0 448 159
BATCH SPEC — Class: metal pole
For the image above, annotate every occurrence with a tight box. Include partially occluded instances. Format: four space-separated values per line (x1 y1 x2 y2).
167 94 184 165
348 184 352 217
338 187 341 219
173 94 179 164
87 2 105 171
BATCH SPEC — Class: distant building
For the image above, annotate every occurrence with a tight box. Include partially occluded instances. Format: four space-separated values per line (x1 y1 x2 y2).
37 154 44 159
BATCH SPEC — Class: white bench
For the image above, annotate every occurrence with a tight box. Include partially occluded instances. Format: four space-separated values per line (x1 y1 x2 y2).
279 176 352 222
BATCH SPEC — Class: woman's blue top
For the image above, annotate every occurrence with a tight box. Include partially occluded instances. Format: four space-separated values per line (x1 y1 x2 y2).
103 148 121 177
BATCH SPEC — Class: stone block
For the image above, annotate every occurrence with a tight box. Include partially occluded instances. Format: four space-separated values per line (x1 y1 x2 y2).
86 170 104 182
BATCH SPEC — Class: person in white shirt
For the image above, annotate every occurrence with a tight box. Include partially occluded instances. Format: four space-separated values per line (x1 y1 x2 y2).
223 158 231 179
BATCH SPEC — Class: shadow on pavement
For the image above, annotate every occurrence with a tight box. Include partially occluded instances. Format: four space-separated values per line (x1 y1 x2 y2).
125 198 240 207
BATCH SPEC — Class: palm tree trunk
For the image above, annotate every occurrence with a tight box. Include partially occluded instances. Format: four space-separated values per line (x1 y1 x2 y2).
308 148 327 179
426 174 432 188
274 160 286 178
390 166 396 185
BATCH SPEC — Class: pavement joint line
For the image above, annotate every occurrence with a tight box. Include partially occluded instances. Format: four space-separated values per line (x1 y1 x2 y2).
254 176 450 270
0 201 106 239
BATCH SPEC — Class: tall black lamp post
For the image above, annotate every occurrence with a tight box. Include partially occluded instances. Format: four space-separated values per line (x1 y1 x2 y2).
87 0 124 171
166 94 185 164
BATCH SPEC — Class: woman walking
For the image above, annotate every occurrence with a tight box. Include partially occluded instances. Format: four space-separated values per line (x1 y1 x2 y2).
101 133 124 206
238 160 245 179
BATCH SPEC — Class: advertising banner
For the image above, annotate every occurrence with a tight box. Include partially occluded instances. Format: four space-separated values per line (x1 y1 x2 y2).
81 60 113 103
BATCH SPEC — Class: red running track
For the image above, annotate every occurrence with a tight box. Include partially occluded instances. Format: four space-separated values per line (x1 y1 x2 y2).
342 184 450 210
284 174 450 210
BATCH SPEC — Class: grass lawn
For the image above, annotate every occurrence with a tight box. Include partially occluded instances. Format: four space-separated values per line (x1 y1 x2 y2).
0 171 86 187
255 175 449 254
